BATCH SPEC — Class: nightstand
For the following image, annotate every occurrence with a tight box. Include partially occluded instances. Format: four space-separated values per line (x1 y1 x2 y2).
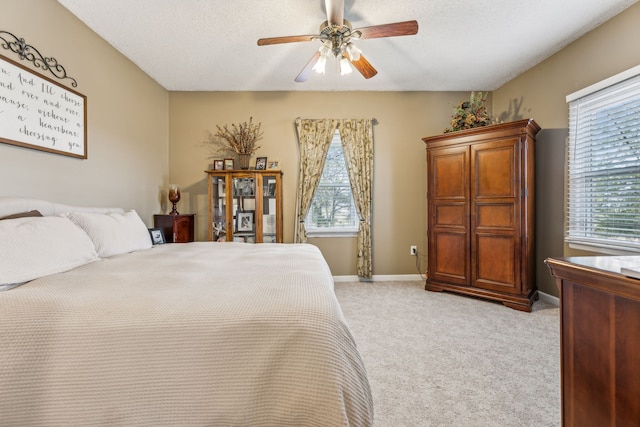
153 214 195 243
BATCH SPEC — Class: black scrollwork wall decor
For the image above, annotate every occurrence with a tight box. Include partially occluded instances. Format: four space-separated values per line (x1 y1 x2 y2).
0 30 78 87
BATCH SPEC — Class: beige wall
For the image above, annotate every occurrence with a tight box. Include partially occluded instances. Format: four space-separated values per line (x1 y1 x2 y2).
168 91 466 276
493 1 640 295
493 2 640 129
0 0 168 224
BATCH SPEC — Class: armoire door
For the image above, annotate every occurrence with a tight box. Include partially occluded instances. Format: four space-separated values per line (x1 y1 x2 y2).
427 145 470 286
471 138 522 294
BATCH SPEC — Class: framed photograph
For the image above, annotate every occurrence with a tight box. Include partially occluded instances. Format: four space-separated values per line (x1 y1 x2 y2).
214 159 224 170
243 180 255 196
263 178 275 197
224 158 234 170
148 228 166 245
236 210 254 232
255 157 267 170
233 178 255 197
267 160 279 169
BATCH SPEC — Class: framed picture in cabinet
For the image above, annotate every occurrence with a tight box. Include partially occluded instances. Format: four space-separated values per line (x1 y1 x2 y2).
236 210 254 232
233 178 255 197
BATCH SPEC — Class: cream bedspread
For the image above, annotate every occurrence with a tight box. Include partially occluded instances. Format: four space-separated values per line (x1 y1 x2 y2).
0 243 373 426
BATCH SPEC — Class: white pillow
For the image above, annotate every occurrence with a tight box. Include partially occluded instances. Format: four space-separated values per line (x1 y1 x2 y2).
66 210 152 258
0 215 99 287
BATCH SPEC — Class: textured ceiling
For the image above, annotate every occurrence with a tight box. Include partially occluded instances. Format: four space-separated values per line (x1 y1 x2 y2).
57 0 637 91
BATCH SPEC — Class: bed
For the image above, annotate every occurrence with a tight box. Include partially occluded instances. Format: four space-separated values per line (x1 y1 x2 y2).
0 198 373 426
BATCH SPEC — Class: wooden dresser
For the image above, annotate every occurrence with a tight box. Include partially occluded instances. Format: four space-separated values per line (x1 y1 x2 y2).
546 256 640 426
423 119 540 311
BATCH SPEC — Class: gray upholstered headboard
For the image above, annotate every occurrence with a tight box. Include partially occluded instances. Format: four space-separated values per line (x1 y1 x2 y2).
0 198 125 217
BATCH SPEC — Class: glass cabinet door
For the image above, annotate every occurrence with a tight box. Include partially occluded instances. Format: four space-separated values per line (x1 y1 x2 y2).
208 170 282 244
262 174 278 243
232 176 256 243
210 175 227 242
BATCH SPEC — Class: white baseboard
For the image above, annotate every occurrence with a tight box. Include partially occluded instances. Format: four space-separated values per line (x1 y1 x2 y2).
333 275 561 308
537 291 560 306
333 274 424 282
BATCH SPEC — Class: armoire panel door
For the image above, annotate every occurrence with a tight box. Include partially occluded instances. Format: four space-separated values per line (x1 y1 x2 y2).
474 233 519 293
431 230 469 285
428 146 470 286
472 140 518 200
471 138 521 293
431 148 468 199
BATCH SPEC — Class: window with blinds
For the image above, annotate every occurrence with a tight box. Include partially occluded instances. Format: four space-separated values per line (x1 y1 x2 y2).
566 66 640 253
305 131 359 235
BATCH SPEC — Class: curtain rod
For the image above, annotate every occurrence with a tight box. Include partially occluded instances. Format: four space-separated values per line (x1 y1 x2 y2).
295 117 378 125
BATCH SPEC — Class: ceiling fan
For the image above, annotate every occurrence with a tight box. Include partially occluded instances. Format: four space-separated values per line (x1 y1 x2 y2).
257 0 418 82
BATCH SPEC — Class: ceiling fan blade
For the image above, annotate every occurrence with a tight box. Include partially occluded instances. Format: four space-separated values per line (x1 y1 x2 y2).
295 51 322 83
349 54 377 79
356 20 419 39
325 0 344 27
257 35 317 46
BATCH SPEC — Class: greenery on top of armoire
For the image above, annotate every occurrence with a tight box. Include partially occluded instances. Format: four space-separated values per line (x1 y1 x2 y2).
444 91 495 133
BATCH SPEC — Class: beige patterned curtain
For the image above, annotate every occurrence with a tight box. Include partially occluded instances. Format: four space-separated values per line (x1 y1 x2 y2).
338 119 374 279
294 118 338 243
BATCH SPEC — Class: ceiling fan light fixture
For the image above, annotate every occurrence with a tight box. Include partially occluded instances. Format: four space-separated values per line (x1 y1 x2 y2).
313 55 327 74
345 43 361 61
339 56 352 75
257 0 418 82
318 42 332 58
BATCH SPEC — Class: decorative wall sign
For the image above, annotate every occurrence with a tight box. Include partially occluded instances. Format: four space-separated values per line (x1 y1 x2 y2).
0 53 87 158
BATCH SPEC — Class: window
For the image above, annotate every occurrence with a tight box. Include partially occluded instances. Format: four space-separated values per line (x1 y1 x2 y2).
305 131 359 235
566 65 640 253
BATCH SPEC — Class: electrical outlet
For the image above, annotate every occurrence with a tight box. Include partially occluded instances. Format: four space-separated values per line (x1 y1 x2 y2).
410 245 417 256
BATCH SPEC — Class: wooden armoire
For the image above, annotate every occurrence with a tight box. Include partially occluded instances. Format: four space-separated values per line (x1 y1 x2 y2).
422 119 540 311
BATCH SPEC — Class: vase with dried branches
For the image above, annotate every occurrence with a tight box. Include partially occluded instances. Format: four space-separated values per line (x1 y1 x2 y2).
206 117 264 169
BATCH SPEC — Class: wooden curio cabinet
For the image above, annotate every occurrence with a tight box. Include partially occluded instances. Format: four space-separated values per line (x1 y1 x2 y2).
205 169 283 243
422 119 540 311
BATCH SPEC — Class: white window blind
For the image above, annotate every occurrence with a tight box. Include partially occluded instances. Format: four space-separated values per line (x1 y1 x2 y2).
566 67 640 253
305 131 359 235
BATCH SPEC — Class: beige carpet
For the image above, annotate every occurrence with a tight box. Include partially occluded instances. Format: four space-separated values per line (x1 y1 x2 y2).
334 280 560 427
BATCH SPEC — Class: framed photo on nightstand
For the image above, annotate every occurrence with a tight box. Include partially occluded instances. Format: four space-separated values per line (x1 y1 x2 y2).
148 228 166 245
